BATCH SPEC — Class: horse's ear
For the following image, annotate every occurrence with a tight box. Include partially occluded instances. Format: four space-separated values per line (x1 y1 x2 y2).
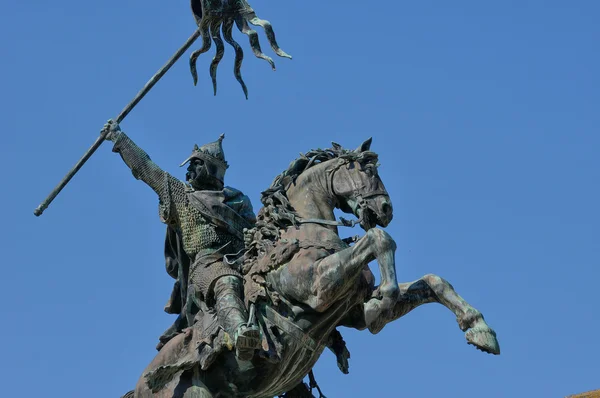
356 137 372 152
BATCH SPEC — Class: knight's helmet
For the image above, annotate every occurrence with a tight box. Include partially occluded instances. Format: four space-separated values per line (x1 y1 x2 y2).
180 134 229 183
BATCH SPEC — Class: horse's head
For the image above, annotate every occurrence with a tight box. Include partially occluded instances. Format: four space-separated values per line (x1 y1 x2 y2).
329 138 393 230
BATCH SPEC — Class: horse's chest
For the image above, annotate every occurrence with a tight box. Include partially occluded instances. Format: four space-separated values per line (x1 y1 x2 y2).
282 226 347 257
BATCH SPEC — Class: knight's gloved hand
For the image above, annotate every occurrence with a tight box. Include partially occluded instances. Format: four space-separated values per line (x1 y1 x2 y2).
103 119 122 142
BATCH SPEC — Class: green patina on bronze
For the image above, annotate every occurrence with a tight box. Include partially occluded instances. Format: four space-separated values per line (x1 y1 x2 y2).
35 2 502 397
108 131 500 398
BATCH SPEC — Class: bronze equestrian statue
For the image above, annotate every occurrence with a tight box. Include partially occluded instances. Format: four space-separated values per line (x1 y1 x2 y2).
105 127 500 397
35 3 501 397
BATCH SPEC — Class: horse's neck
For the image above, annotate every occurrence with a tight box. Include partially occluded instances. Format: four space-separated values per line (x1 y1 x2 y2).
286 162 336 222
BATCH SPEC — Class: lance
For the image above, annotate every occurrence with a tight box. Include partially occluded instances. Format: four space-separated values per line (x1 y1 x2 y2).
34 29 202 217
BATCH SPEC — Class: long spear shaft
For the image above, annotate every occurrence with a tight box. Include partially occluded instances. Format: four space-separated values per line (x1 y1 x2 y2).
34 29 202 217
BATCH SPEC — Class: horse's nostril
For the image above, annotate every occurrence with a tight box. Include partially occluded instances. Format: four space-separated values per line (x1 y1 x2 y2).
382 202 392 216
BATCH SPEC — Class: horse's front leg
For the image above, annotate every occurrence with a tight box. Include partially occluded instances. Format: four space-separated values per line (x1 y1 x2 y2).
362 274 500 355
310 228 399 311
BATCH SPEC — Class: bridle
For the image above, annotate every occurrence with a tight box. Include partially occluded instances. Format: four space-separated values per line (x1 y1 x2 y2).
297 157 387 228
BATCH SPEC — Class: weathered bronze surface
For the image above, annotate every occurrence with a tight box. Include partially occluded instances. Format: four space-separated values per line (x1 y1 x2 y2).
35 3 502 397
107 134 500 397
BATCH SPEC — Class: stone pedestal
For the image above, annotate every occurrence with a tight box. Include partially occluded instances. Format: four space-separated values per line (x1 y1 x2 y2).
567 389 600 398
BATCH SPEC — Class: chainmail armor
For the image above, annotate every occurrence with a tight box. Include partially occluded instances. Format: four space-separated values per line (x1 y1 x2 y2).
190 255 243 300
112 132 247 259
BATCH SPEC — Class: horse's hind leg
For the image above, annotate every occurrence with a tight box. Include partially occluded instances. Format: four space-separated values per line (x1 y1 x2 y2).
363 274 500 355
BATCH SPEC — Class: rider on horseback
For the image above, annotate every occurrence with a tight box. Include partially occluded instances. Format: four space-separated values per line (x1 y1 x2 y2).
104 120 261 361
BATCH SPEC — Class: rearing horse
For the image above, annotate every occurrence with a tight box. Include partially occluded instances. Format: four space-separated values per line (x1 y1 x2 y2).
131 138 499 398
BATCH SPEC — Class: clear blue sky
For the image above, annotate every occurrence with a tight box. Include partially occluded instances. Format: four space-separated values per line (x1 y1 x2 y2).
2 1 599 397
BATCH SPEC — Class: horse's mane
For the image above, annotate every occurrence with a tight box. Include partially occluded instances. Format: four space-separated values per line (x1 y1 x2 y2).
243 143 377 266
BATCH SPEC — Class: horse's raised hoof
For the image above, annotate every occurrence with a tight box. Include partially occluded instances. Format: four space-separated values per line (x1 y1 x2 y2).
466 324 500 355
235 324 262 361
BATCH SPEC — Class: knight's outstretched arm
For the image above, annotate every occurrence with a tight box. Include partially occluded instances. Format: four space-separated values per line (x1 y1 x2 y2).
106 128 164 192
104 122 180 221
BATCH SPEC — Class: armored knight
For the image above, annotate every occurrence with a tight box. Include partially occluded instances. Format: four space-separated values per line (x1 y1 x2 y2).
104 120 261 361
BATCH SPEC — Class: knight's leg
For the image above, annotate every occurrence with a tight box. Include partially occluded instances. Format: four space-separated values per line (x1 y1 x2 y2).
362 274 500 354
213 275 261 361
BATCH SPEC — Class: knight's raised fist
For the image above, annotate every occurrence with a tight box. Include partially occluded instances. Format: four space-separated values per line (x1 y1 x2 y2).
103 120 122 141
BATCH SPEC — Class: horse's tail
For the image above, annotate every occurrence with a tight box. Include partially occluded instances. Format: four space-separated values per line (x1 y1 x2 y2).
120 391 134 398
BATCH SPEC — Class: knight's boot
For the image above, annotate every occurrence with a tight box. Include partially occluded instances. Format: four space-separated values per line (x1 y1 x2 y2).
214 276 262 361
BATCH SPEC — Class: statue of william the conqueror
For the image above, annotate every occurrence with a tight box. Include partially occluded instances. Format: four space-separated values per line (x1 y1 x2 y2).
34 1 501 397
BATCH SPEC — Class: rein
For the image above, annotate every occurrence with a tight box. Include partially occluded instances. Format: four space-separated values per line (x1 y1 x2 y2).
297 214 363 228
295 158 385 228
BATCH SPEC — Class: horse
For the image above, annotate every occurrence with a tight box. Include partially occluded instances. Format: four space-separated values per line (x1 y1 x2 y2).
129 138 500 398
